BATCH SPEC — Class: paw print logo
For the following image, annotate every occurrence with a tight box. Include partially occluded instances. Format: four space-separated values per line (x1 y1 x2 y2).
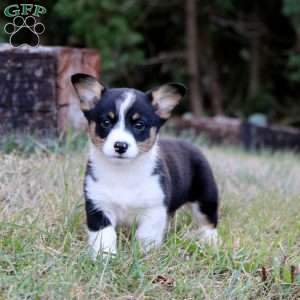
4 16 45 47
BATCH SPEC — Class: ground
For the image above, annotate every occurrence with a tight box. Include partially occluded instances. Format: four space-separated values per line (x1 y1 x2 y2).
0 133 300 300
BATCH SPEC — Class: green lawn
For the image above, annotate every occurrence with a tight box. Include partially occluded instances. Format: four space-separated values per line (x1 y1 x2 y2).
1 135 300 299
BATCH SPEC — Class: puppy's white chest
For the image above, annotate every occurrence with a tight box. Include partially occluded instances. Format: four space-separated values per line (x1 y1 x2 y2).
86 164 165 224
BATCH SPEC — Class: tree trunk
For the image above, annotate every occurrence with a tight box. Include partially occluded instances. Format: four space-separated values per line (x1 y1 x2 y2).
207 44 223 115
185 0 203 116
248 31 261 99
210 68 223 115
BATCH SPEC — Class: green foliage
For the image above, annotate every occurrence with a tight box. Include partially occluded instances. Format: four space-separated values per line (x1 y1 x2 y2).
287 52 300 82
215 0 234 13
283 0 300 83
0 0 12 42
283 0 300 28
0 21 8 42
54 0 144 75
244 90 274 116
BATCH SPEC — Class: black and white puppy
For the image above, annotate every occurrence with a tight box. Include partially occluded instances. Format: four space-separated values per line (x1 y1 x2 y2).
71 73 219 259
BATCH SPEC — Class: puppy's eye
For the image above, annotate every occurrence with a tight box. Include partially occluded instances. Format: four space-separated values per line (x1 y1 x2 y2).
134 120 145 131
100 119 111 129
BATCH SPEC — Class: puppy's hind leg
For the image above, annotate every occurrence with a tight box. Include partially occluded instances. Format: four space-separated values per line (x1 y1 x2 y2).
190 158 219 246
190 202 219 246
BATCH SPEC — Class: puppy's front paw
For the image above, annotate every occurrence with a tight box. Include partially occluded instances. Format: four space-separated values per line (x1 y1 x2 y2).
199 228 219 247
89 245 117 262
137 238 162 253
88 226 117 261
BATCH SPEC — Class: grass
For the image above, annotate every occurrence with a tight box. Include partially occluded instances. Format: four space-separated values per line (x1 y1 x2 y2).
0 133 300 299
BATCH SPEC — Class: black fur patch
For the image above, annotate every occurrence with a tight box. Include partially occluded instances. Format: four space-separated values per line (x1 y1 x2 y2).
85 198 111 231
156 139 219 226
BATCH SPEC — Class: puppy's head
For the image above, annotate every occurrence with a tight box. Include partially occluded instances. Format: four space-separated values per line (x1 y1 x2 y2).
71 73 185 161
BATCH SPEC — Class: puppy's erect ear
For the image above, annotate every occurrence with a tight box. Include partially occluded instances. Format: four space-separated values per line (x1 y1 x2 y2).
148 83 186 119
71 73 105 112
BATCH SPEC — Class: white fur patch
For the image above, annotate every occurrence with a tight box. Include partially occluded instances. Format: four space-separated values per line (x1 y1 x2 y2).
199 227 218 246
136 206 168 251
86 142 166 243
118 91 136 129
102 91 139 159
88 226 117 260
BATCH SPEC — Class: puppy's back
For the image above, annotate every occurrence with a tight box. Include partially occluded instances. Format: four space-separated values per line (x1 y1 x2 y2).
158 138 218 214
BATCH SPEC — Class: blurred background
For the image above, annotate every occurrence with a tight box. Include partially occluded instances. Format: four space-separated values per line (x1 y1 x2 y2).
0 0 299 127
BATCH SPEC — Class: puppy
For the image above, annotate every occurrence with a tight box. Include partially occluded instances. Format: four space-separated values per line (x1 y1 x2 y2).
71 73 219 259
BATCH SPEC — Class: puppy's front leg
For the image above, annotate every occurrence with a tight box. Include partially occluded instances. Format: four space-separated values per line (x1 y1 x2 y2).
88 226 117 260
136 206 168 251
86 202 117 260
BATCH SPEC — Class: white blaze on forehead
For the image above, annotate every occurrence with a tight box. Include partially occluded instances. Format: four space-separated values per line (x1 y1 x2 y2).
102 90 139 159
117 91 136 129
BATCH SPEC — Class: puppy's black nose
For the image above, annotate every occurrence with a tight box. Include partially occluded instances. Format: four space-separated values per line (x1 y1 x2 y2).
114 141 128 154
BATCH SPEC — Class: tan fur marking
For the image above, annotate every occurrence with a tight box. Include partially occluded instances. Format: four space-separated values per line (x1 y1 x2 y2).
132 113 140 121
89 122 104 147
137 127 157 153
108 111 115 119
